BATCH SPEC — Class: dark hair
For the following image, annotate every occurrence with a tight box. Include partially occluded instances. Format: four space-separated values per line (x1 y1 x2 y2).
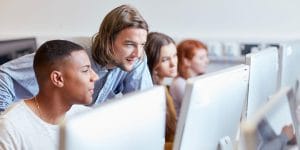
144 32 175 78
92 4 149 66
33 40 84 85
177 39 207 79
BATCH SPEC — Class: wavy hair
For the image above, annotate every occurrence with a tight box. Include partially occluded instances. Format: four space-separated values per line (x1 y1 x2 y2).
92 5 149 66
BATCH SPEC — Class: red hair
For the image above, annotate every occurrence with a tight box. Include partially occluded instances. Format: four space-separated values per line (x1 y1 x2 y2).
177 39 207 79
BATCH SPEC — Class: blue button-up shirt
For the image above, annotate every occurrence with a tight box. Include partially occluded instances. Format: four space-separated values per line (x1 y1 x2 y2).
0 51 153 111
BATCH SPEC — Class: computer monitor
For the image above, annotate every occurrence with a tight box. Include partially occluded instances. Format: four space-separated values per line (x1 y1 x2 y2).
245 47 279 119
278 42 300 88
240 86 300 150
0 38 36 65
292 77 300 149
59 86 166 150
173 64 249 150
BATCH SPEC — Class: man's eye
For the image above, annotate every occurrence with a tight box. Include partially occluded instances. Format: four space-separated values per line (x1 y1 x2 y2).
82 69 89 72
125 44 134 47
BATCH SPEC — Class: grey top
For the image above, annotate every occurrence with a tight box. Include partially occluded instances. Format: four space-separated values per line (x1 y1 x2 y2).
258 119 290 150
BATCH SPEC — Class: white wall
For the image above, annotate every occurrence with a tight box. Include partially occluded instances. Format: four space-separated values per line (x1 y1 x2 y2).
1 0 300 42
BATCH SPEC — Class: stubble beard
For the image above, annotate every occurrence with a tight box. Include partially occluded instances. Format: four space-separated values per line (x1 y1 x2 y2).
112 59 132 72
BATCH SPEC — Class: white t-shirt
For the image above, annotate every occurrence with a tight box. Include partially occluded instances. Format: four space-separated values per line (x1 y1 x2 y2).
0 101 90 150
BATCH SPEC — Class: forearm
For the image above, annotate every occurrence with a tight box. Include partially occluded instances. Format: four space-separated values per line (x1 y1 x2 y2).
0 72 15 112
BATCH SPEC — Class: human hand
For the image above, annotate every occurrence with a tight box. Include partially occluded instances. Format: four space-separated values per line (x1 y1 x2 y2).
281 124 295 141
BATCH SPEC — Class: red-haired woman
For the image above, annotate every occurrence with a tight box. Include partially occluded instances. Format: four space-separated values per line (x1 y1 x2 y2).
170 39 209 115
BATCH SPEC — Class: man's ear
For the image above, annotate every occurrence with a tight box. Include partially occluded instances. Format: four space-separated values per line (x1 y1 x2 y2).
50 71 64 87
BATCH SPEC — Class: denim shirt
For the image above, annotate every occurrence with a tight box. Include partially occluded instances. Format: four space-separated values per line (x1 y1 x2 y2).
0 51 153 111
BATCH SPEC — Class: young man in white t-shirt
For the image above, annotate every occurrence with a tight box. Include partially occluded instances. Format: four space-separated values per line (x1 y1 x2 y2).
0 40 99 150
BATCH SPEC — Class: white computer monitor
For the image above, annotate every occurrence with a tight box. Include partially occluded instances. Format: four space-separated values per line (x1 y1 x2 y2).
291 76 300 148
240 86 300 150
246 47 279 119
279 42 300 88
173 64 249 150
59 86 166 150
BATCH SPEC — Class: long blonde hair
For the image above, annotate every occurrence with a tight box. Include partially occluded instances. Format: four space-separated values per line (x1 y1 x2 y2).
92 5 149 66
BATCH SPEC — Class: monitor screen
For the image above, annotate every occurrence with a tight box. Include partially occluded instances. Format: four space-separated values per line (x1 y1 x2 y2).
279 42 300 88
59 86 166 150
0 38 36 65
174 64 249 150
240 86 300 150
246 47 279 119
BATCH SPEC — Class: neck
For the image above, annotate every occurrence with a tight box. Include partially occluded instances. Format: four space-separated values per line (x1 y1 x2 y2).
155 77 164 85
27 92 71 125
106 63 116 70
186 69 198 79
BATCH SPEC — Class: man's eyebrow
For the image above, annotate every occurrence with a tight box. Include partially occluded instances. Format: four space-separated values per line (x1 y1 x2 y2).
123 40 136 44
80 65 90 69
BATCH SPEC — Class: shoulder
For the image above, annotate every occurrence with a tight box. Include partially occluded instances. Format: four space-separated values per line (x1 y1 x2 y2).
0 53 35 69
0 116 17 135
173 77 185 83
132 54 148 71
0 106 24 148
171 77 186 88
0 53 36 87
177 77 186 83
1 102 27 118
0 102 32 129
